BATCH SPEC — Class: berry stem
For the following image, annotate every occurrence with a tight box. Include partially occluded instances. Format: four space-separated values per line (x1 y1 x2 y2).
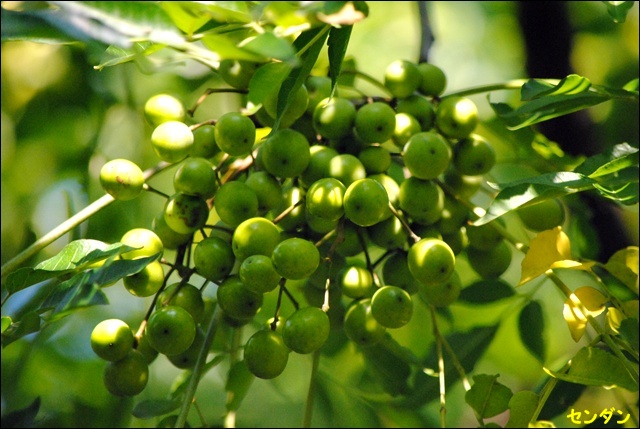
302 349 321 428
428 304 448 428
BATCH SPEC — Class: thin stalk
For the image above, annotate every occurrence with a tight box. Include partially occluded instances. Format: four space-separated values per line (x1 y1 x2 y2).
175 305 221 428
429 304 447 428
302 350 322 428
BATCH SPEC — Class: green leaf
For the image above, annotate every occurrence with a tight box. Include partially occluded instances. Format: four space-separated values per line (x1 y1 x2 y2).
574 142 639 178
41 1 182 48
1 311 42 348
160 2 211 35
546 346 638 391
242 31 298 65
1 316 12 333
473 172 595 226
398 325 500 407
328 25 353 96
604 246 639 290
458 279 515 304
248 61 290 107
361 334 414 396
619 318 639 351
592 166 639 205
39 272 109 321
465 374 513 419
1 9 76 44
518 300 546 363
521 75 592 101
132 399 181 419
601 1 636 23
0 397 40 428
623 78 639 92
225 360 256 411
272 25 330 131
490 91 610 131
505 390 539 428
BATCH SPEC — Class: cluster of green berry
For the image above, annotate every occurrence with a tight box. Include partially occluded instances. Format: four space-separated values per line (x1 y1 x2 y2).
94 57 567 392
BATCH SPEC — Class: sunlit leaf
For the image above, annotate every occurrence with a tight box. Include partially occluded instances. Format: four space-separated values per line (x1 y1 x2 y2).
241 31 297 64
601 1 636 23
505 390 539 428
474 172 595 226
574 142 639 178
458 279 515 304
519 300 546 363
1 316 11 334
623 77 639 92
545 347 637 391
161 2 211 35
562 286 608 342
465 374 513 419
519 227 586 285
490 91 610 131
604 246 639 293
521 75 592 101
317 1 368 25
248 61 290 107
201 34 267 62
132 399 181 419
225 360 256 411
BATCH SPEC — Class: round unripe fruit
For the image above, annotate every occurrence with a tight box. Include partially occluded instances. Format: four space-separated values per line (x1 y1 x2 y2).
263 84 309 127
313 97 356 140
194 236 235 282
239 254 282 294
338 265 374 299
217 276 263 321
272 238 320 280
261 129 310 178
103 350 149 397
418 271 461 307
398 177 444 225
466 218 505 251
144 94 185 126
305 75 332 115
367 215 408 250
163 192 209 234
354 102 396 144
244 330 290 379
382 251 421 295
157 282 205 324
232 217 280 262
517 199 566 232
123 260 164 297
218 59 261 90
91 319 134 362
305 177 346 221
152 211 192 250
453 134 496 176
343 178 390 227
245 171 282 213
190 124 219 158
396 95 436 131
120 228 164 260
146 305 196 356
358 146 391 174
417 63 447 96
384 59 422 98
436 96 478 140
466 240 512 279
282 306 330 354
301 145 339 187
214 181 258 228
214 112 256 156
167 328 204 369
392 112 422 147
343 299 387 347
403 132 452 180
151 121 194 163
371 286 413 328
328 154 367 188
100 159 145 201
408 238 456 286
173 157 217 199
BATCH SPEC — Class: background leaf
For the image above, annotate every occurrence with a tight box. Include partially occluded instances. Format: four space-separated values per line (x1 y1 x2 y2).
458 279 515 304
505 390 539 428
518 300 546 363
465 374 513 419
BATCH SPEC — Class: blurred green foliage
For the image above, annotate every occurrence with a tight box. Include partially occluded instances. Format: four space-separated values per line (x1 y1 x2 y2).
1 2 638 428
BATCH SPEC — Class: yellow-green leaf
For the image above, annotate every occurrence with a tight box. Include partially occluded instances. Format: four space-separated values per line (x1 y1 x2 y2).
519 227 575 285
562 286 608 342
